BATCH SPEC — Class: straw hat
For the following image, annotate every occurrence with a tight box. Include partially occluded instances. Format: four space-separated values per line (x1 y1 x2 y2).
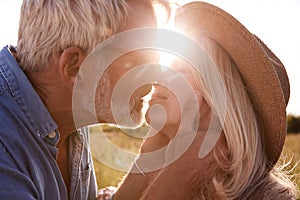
175 1 290 168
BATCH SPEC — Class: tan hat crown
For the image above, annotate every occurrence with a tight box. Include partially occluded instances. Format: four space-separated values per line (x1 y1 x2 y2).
175 1 290 167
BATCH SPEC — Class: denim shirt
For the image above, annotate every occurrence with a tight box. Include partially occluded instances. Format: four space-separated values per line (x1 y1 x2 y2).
0 46 97 200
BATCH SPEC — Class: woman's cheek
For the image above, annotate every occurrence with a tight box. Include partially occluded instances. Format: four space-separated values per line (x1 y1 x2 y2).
145 95 181 132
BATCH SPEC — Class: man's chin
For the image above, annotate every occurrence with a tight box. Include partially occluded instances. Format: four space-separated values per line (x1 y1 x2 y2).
95 108 144 128
130 98 147 126
96 112 115 125
130 110 145 127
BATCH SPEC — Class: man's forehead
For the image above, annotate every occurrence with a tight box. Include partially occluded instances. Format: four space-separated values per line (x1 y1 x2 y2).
123 0 157 30
106 50 160 77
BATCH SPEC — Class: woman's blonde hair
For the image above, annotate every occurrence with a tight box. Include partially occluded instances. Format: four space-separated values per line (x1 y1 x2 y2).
17 0 129 72
191 36 296 199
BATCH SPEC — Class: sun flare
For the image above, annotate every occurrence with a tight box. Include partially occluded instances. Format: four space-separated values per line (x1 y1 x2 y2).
153 3 177 67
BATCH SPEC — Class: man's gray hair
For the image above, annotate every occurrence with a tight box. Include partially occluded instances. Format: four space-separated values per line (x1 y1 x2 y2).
17 0 128 72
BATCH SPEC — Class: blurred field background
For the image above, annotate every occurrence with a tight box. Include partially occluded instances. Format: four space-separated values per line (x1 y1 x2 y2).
280 133 300 199
90 124 300 199
90 124 145 188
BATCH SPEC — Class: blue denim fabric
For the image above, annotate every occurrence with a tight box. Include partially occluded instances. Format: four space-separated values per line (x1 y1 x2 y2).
0 46 97 200
69 127 97 200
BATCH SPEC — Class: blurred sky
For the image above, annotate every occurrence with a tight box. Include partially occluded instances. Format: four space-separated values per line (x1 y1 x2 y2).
0 0 299 115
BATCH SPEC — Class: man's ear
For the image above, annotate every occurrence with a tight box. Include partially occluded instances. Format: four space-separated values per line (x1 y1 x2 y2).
58 47 86 89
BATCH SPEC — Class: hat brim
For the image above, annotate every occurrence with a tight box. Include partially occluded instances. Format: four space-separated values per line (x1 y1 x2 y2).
175 1 289 167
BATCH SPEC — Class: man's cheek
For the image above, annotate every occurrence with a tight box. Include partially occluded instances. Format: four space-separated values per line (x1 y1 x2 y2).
94 76 114 123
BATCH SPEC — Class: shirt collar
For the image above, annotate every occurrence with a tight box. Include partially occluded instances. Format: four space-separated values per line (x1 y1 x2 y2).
0 46 58 139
